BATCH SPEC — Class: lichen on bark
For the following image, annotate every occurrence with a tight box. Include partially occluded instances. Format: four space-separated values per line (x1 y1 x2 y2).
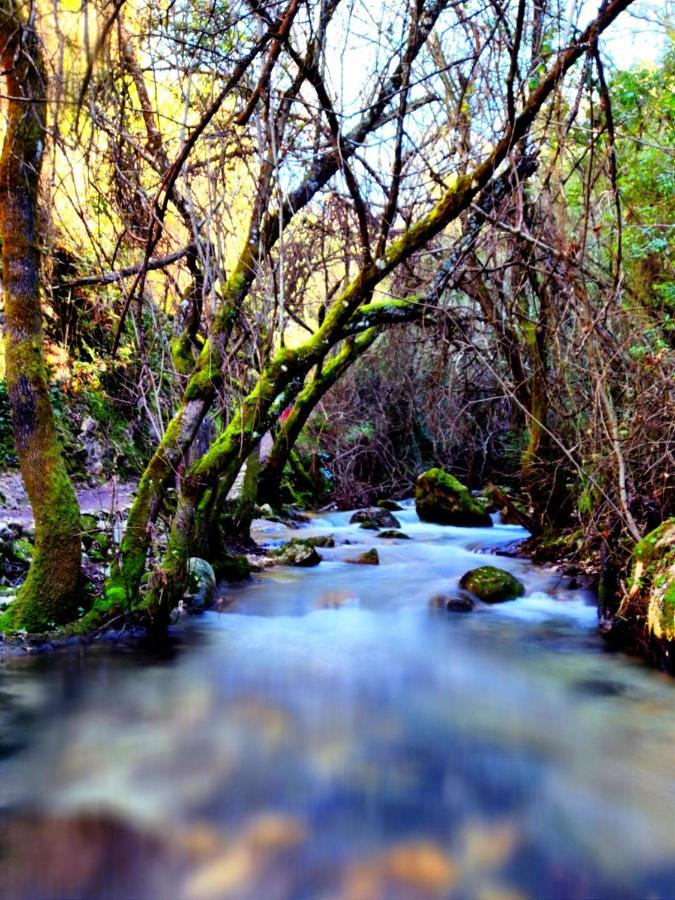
0 3 81 632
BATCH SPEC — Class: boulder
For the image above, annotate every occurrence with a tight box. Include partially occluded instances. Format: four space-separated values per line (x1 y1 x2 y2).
378 530 410 540
348 548 379 566
187 557 217 607
306 535 335 548
601 518 675 672
350 508 400 529
213 552 251 582
430 593 474 612
459 566 525 603
377 499 404 512
275 539 322 567
415 469 493 527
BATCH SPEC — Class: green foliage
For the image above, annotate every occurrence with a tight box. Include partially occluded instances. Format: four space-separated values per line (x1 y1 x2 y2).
611 45 675 311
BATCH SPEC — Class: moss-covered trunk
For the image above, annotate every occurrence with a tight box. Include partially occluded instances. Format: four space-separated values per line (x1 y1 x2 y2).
0 4 81 632
103 268 246 609
257 331 377 506
600 519 675 672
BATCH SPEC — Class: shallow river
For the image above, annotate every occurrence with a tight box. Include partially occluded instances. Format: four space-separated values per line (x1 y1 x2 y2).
1 504 674 899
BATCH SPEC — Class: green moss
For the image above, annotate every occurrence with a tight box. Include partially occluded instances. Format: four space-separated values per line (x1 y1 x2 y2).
273 539 321 567
305 535 335 548
459 566 525 603
184 360 221 401
424 468 467 494
415 468 493 527
213 551 251 582
633 524 666 563
171 335 195 375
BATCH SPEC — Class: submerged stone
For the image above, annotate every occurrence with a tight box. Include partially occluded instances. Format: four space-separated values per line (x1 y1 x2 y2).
430 593 474 612
350 508 400 529
415 468 493 527
378 529 410 540
187 557 217 607
459 565 525 603
348 548 379 565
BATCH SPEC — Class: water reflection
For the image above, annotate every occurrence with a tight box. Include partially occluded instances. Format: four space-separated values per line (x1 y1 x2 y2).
1 505 674 898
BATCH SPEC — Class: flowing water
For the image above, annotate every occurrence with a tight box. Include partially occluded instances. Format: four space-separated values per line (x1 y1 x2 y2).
1 504 674 899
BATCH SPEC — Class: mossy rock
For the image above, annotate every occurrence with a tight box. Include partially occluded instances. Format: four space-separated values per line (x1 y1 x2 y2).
415 469 493 528
430 593 474 612
349 548 379 566
617 518 675 646
359 521 380 531
378 530 410 540
187 557 217 607
213 551 252 582
256 503 277 519
0 585 17 610
79 514 101 552
350 508 400 529
306 535 335 548
274 539 321 567
459 566 525 603
377 499 404 512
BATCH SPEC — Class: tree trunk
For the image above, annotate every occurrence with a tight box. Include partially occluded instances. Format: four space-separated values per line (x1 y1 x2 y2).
0 4 81 631
136 0 636 626
258 330 377 506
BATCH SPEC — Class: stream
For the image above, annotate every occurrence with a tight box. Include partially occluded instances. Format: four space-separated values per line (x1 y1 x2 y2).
1 503 674 899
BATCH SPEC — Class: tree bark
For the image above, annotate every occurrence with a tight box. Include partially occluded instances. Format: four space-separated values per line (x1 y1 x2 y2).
0 4 81 631
257 330 377 506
